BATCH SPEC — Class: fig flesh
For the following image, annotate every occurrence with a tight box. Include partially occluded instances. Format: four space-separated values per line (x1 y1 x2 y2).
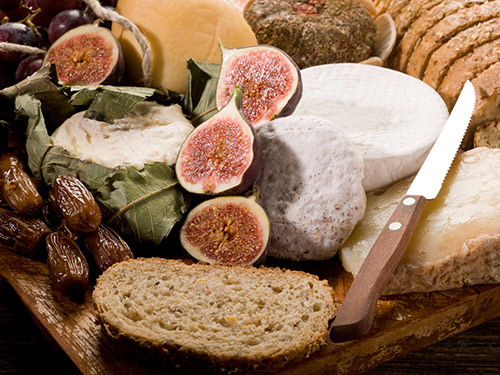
43 24 124 86
176 87 262 195
180 195 269 265
216 43 302 127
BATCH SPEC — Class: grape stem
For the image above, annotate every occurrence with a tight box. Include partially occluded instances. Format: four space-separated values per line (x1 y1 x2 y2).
82 0 153 87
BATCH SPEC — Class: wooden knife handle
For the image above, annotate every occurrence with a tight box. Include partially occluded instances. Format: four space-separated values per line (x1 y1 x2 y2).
330 194 428 343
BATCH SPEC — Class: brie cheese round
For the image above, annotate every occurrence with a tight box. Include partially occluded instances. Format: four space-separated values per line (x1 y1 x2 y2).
294 63 449 191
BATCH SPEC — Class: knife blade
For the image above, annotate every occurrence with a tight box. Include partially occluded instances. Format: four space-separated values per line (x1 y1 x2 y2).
329 80 476 343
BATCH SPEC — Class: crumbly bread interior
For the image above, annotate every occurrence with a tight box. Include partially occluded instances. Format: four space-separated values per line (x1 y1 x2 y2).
93 258 336 372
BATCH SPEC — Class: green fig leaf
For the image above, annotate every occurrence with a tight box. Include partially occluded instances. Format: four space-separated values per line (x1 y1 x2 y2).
1 65 76 129
95 163 191 246
184 58 220 126
15 94 190 247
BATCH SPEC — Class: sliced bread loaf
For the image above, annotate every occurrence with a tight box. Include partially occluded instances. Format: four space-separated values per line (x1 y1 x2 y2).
474 120 500 148
92 258 336 374
406 0 500 79
423 17 500 90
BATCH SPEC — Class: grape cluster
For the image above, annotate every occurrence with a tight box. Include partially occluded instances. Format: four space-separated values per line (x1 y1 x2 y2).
0 0 117 89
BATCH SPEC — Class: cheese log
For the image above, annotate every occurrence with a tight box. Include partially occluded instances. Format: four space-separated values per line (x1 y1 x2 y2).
406 1 500 80
255 115 366 261
340 147 500 295
112 0 257 94
293 63 449 191
423 17 500 91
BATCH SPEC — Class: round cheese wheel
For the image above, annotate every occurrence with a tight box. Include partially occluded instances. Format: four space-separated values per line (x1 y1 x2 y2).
112 0 257 94
294 63 449 191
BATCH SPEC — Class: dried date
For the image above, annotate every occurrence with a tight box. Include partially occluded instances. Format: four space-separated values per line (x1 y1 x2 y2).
46 231 90 300
0 207 52 259
84 225 134 272
0 152 43 215
53 174 102 233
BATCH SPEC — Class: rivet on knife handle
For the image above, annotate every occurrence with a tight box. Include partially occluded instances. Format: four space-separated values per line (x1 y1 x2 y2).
330 194 427 342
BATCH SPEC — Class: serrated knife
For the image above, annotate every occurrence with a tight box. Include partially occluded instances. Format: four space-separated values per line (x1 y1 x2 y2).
329 80 476 343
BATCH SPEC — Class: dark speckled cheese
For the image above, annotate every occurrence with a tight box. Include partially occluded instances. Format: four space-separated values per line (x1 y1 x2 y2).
244 0 377 68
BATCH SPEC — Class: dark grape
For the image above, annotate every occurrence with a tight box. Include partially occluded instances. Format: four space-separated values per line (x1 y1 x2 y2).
0 0 20 11
0 22 38 64
22 0 37 11
37 0 80 16
48 9 93 44
14 53 43 81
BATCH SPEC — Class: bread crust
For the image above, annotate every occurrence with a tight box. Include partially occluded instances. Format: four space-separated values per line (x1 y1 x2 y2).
406 1 500 79
423 17 500 90
93 258 336 374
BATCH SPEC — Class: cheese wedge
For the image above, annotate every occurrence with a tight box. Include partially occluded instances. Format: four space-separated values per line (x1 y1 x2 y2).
340 147 500 294
294 63 449 191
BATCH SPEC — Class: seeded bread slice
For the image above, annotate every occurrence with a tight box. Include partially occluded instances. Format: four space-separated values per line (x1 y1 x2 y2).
397 0 482 72
438 37 500 109
406 1 500 79
423 17 500 90
92 258 336 374
474 120 500 148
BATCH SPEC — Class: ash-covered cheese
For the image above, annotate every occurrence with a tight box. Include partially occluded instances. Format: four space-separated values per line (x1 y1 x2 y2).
294 63 449 191
51 102 194 170
340 147 500 294
256 115 366 261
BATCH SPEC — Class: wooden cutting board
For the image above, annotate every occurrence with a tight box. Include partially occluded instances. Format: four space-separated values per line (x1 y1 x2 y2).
1 245 500 375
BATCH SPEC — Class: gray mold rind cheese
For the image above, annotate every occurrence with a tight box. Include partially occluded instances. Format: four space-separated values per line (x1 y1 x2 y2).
256 115 366 261
294 63 449 191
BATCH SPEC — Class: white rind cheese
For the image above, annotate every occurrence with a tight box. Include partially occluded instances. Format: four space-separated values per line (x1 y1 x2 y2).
340 147 500 294
294 63 449 191
51 102 194 170
256 115 366 261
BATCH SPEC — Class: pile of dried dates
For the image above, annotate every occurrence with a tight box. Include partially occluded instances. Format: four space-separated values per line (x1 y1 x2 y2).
0 131 134 301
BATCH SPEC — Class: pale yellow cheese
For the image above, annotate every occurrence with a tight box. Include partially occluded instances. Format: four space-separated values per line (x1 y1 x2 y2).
112 0 257 94
340 147 500 294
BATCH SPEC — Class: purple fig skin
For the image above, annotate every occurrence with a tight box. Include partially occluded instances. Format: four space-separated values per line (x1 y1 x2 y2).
179 195 270 266
216 44 303 127
44 24 125 86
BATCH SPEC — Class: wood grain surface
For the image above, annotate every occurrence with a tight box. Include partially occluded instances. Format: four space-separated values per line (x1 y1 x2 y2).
1 244 500 374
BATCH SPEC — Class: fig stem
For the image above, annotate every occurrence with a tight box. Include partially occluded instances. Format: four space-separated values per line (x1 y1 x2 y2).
83 0 153 87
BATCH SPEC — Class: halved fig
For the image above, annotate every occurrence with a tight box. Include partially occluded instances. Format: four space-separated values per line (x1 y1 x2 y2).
180 195 269 265
176 86 262 195
43 24 124 86
216 43 302 127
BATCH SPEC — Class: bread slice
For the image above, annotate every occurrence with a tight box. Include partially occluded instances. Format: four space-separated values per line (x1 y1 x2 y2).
387 0 443 70
406 1 500 79
474 120 500 148
340 147 500 294
438 37 500 109
92 258 336 374
397 0 482 72
423 17 500 90
467 62 500 147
